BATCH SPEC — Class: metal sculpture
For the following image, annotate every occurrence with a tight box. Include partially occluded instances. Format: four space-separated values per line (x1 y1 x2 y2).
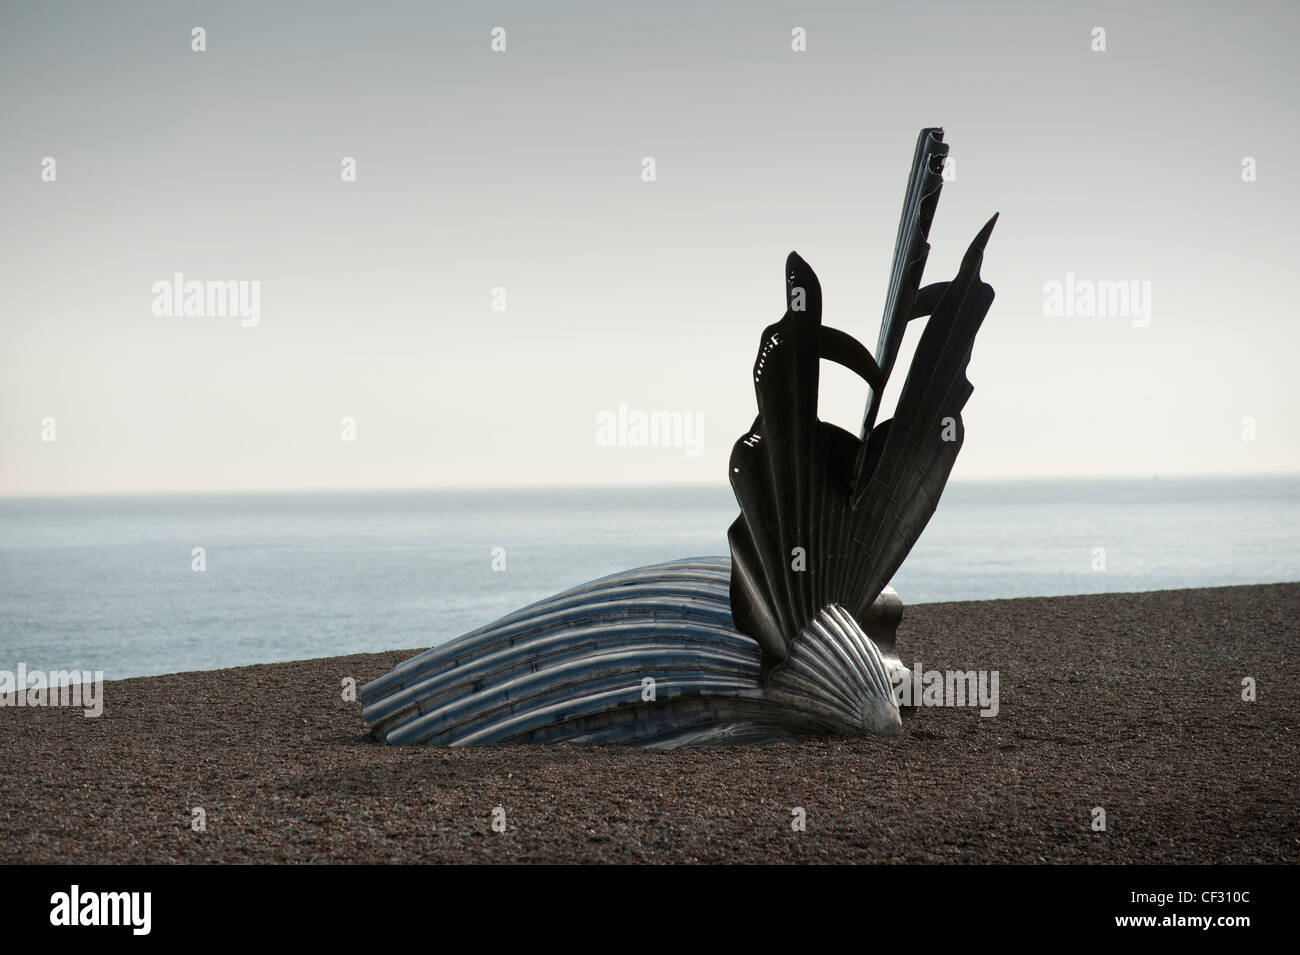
361 128 996 747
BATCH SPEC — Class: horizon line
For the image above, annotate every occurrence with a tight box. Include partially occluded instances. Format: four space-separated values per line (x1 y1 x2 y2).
2 470 1298 502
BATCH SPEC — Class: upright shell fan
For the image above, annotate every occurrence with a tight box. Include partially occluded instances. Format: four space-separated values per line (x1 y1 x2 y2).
727 128 998 678
359 128 998 748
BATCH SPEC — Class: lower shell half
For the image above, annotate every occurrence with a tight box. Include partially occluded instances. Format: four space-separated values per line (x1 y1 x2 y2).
360 557 908 748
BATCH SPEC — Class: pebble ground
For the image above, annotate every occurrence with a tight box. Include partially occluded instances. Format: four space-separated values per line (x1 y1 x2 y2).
3 582 1295 863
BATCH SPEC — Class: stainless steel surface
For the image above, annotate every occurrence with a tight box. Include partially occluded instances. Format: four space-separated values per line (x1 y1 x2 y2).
361 128 995 748
361 558 903 748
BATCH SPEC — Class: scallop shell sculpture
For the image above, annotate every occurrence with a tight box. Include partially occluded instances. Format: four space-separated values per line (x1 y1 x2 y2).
361 128 996 748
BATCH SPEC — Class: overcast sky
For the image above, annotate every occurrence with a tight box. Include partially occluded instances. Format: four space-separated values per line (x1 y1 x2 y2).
2 0 1297 495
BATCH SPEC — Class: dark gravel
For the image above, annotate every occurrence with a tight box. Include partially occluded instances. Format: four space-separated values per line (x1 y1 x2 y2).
3 582 1296 864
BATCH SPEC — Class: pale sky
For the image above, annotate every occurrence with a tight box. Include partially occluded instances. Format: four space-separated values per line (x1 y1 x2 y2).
2 0 1297 495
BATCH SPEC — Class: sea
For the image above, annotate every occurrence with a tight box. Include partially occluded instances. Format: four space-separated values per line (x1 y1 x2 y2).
1 476 1296 681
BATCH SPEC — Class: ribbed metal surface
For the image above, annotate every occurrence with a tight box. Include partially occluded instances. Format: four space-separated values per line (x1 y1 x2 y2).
360 557 904 748
725 128 996 676
767 604 903 738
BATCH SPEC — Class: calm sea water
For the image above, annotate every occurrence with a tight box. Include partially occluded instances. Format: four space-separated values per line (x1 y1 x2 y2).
1 477 1297 680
